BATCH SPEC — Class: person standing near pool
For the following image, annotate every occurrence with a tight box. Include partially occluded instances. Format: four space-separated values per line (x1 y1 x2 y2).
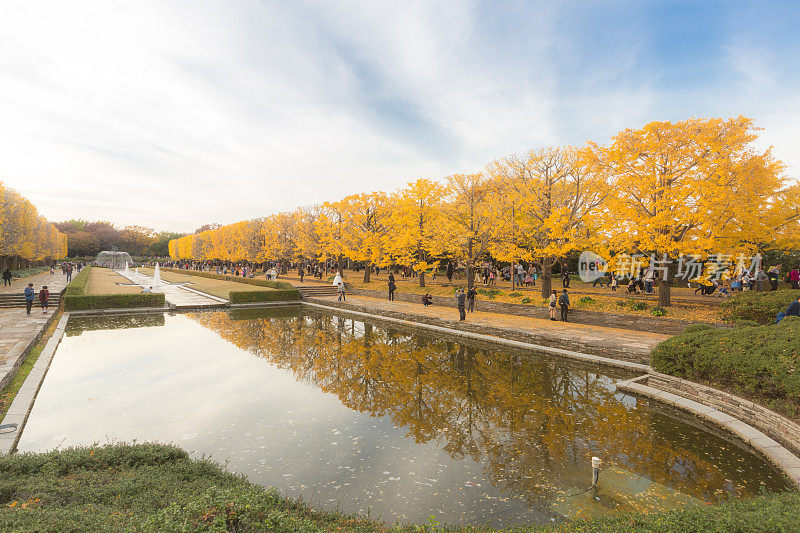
24 283 35 315
456 289 466 321
558 289 570 322
338 281 346 302
466 286 476 313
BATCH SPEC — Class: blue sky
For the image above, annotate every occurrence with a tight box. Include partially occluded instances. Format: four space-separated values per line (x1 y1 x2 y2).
1 0 798 232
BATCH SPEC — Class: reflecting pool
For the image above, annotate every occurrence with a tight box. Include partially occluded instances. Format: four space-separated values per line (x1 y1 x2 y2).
19 308 790 526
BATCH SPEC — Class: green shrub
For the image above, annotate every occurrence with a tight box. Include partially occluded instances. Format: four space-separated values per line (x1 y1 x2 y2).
64 293 165 311
616 299 649 310
721 289 800 324
161 267 295 291
509 291 522 297
578 296 595 303
229 290 301 304
521 297 531 304
651 317 800 418
651 306 667 316
682 323 714 334
10 267 49 278
64 266 91 296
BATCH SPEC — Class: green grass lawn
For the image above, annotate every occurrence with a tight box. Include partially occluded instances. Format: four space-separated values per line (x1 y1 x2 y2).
0 443 798 532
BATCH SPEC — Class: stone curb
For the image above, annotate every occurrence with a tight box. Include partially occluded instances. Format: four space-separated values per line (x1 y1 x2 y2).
617 379 800 489
301 301 648 373
0 313 69 455
0 309 62 393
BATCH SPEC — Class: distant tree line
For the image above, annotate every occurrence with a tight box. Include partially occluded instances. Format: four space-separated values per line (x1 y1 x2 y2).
55 220 184 258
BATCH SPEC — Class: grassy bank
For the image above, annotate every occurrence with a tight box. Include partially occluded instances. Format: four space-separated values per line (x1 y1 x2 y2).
651 317 800 419
62 267 165 311
0 443 798 532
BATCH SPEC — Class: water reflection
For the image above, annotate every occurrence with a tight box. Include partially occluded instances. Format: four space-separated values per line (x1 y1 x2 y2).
66 313 165 336
186 308 789 509
20 308 789 526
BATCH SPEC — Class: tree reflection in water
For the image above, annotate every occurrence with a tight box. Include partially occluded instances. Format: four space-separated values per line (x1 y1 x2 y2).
187 308 790 513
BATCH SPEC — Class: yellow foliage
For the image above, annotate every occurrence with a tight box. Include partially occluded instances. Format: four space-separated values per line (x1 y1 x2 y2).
0 181 67 261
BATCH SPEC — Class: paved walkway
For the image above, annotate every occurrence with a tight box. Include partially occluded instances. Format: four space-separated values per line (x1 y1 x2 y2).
309 295 669 363
0 270 70 295
116 270 226 309
0 271 68 393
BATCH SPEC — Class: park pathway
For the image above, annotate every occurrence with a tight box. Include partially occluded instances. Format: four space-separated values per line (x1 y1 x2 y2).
0 271 68 403
307 294 669 363
117 270 226 309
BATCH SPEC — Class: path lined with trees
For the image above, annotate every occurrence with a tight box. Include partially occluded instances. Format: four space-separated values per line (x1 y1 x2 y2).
169 117 800 308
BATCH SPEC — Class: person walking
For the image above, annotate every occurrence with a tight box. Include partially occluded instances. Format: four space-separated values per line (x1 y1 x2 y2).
559 289 570 322
548 290 558 321
456 289 466 321
39 285 49 314
299 265 304 283
791 267 800 290
66 264 73 282
338 282 346 302
466 286 477 313
24 283 35 315
561 270 570 288
388 279 396 301
446 261 454 282
2 268 12 287
610 276 618 292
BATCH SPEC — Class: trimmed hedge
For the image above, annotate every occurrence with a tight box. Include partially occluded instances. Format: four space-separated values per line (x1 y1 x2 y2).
162 267 297 291
721 288 800 324
64 293 165 311
64 266 91 296
651 317 800 418
228 290 301 304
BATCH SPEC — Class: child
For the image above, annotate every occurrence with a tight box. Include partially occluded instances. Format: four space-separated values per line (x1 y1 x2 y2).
39 285 49 315
610 277 618 292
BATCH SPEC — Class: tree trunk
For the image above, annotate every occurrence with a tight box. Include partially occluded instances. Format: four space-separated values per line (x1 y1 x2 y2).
467 239 474 289
418 247 426 287
363 262 371 283
658 279 671 307
541 257 552 299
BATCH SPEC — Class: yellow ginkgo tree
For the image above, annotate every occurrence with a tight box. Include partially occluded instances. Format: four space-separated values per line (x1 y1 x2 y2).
389 178 446 287
590 116 789 307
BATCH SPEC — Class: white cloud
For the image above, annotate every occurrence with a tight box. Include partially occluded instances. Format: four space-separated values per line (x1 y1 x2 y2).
0 1 797 232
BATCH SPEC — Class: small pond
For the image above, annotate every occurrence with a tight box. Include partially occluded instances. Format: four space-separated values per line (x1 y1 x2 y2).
18 308 791 526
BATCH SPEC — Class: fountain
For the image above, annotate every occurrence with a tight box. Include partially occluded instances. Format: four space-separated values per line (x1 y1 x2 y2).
153 263 162 288
123 262 130 277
